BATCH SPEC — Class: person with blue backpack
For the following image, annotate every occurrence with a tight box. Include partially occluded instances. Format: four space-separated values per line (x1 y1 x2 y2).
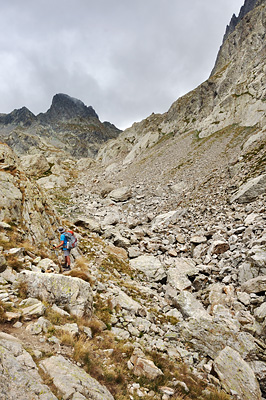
53 227 77 271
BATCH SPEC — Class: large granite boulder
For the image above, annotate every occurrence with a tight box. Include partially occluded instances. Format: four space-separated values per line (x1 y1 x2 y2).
213 346 261 399
15 271 93 317
40 355 114 400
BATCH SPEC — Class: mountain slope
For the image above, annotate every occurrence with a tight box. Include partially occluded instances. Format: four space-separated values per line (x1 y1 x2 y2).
98 0 266 171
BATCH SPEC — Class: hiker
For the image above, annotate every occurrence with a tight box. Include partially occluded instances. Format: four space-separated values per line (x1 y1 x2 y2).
53 227 71 270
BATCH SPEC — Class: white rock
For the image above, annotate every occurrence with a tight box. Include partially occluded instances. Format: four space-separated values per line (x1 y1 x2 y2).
213 346 261 399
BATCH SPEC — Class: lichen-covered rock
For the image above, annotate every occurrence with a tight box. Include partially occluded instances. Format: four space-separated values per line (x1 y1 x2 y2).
213 346 261 399
0 332 57 400
40 355 114 400
15 271 93 317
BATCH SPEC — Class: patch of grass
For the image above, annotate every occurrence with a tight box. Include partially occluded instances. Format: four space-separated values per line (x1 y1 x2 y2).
204 391 232 400
16 281 28 299
6 255 24 272
93 294 113 327
0 300 7 322
100 254 133 278
44 307 71 325
56 331 75 347
68 269 94 286
87 315 108 335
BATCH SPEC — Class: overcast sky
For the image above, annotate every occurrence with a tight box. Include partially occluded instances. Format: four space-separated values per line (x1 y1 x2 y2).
0 0 244 130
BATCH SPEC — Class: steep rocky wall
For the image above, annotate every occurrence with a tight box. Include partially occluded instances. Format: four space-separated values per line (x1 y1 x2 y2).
0 142 60 244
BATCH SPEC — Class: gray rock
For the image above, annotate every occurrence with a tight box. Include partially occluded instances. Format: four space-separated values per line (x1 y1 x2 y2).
173 291 211 320
0 333 57 400
74 216 102 233
180 317 259 360
213 346 261 399
15 271 93 317
129 347 163 379
40 355 114 400
230 174 266 203
26 317 52 335
130 255 166 282
20 154 50 177
109 186 132 202
242 276 266 294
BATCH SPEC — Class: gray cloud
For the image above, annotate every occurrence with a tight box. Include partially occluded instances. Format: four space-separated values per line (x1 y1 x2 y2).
0 0 244 129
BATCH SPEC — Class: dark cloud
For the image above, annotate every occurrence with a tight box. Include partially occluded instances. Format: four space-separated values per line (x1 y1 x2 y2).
0 0 244 129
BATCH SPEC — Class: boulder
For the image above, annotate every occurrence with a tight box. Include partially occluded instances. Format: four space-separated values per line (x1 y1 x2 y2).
173 291 211 320
167 257 198 292
242 276 266 294
40 355 114 400
152 210 180 228
0 143 19 170
74 216 102 234
15 271 93 317
109 186 132 202
129 348 163 379
130 255 166 282
108 287 142 314
0 171 22 221
213 346 261 399
230 174 266 203
209 240 230 255
180 317 259 359
26 317 52 335
36 258 59 273
20 154 50 177
36 174 68 190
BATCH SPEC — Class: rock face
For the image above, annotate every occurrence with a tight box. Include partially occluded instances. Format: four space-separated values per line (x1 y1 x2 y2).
98 0 266 180
0 93 121 158
0 142 60 244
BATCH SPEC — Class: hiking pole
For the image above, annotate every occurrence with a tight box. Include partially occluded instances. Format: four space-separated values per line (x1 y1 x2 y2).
52 245 62 273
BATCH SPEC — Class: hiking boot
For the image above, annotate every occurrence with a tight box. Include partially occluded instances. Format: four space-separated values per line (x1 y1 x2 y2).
63 265 71 271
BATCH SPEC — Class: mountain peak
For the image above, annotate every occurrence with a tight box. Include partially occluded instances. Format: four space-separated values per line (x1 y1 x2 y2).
223 0 260 42
38 93 99 123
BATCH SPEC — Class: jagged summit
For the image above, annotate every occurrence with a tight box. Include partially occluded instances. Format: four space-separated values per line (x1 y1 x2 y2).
0 94 121 158
38 93 99 123
223 0 260 42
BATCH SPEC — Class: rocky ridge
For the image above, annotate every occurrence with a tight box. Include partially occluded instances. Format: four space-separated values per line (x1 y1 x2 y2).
0 93 121 159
